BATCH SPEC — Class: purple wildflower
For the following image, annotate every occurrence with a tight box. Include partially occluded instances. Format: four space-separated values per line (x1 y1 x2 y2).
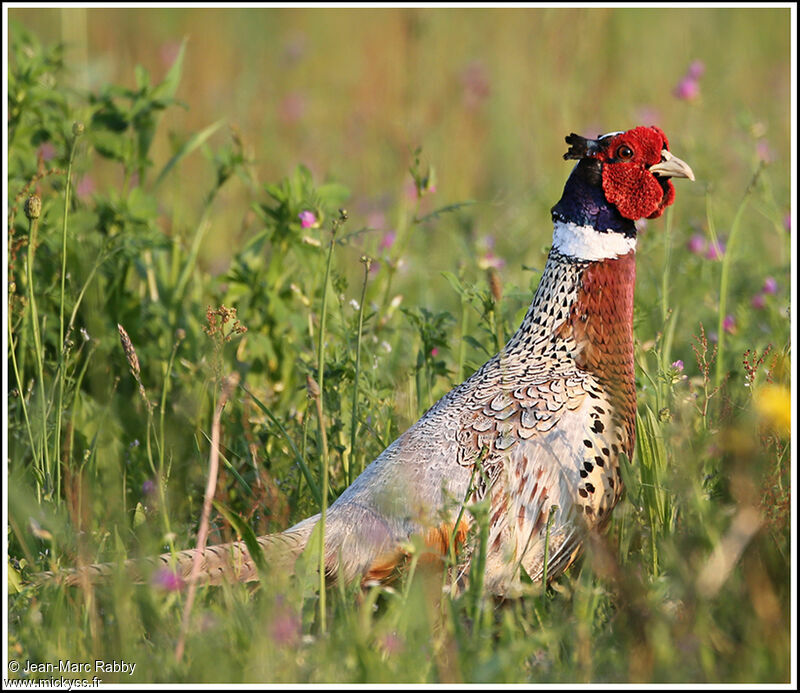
671 360 684 372
298 210 317 228
751 293 766 310
380 231 396 251
479 251 506 270
142 479 156 496
673 77 699 101
723 314 736 334
270 607 301 647
687 234 706 255
673 60 704 101
152 567 183 592
762 277 778 294
687 60 706 80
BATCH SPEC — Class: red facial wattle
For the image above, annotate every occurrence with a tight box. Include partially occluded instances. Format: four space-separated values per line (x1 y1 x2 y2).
598 126 677 221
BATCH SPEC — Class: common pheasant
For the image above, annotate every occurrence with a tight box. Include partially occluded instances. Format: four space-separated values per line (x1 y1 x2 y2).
44 126 694 596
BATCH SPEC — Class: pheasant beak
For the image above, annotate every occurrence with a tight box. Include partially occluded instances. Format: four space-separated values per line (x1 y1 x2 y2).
649 149 695 181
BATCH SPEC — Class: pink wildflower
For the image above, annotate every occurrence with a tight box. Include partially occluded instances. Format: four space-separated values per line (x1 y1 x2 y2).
270 607 301 647
723 315 736 334
298 210 317 228
673 77 700 101
478 251 506 270
751 294 766 310
687 60 706 80
687 234 707 255
152 567 183 592
673 60 704 101
671 360 684 372
762 277 778 294
379 231 396 251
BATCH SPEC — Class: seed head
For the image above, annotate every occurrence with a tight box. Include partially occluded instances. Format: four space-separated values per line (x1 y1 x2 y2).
488 267 502 303
117 323 140 377
25 195 42 220
305 374 320 399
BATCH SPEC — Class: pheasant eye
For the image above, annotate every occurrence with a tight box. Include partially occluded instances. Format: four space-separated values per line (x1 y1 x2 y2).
616 145 634 160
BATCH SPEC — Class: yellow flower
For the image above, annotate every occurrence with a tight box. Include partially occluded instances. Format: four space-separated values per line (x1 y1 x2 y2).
753 384 791 437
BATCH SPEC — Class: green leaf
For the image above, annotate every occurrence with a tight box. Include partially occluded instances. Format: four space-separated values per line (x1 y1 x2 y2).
90 128 131 162
153 118 225 189
134 64 150 91
212 501 268 576
126 187 158 221
152 37 187 102
463 334 492 357
413 199 476 225
243 385 321 506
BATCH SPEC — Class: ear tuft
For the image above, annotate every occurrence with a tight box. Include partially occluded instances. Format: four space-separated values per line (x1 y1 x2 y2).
563 133 589 160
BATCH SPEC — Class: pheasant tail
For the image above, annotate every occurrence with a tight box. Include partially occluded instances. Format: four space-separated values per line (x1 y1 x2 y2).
40 525 314 587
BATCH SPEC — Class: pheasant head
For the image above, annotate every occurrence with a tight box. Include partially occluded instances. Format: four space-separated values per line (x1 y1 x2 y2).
552 126 695 246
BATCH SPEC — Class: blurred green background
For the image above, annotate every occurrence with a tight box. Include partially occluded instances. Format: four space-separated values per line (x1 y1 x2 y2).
8 6 791 288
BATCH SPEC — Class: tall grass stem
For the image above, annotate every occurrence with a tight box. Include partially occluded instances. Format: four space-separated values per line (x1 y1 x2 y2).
53 133 80 499
349 257 371 485
25 209 51 498
314 211 345 632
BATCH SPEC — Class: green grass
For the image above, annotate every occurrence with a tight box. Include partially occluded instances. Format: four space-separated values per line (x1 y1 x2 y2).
6 8 792 684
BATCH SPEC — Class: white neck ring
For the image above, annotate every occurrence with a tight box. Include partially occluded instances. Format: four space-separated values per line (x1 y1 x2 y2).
551 220 637 261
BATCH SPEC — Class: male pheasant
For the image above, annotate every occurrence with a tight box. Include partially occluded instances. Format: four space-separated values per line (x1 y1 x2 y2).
45 126 693 595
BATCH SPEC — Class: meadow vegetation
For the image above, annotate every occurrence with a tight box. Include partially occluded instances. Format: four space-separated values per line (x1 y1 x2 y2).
6 8 792 683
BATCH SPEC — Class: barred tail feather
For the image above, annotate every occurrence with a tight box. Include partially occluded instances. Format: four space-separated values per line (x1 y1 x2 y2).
36 526 314 588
